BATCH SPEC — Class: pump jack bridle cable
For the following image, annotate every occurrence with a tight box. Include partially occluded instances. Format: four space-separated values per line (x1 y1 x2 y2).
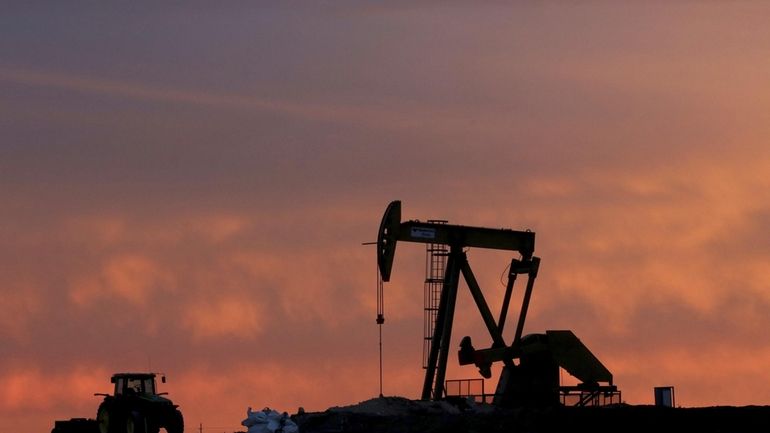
376 265 385 398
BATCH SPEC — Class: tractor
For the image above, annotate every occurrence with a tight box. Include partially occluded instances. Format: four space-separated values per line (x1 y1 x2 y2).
95 373 184 433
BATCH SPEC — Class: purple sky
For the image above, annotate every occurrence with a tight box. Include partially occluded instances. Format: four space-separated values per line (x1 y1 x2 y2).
3 2 770 433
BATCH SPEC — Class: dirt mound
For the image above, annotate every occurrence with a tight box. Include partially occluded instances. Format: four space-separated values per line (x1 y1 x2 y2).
294 398 770 433
328 396 462 417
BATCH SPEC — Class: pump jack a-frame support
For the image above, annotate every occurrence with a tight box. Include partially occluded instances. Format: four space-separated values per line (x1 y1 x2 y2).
377 200 541 400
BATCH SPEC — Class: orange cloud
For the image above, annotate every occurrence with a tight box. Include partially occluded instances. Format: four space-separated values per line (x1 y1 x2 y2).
0 286 41 340
181 297 264 340
69 254 176 307
0 366 109 412
189 215 250 243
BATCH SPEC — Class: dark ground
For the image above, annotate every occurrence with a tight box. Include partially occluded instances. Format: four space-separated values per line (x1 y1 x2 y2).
293 397 770 433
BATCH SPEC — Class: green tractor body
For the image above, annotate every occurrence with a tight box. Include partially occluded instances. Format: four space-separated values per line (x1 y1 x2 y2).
96 373 184 433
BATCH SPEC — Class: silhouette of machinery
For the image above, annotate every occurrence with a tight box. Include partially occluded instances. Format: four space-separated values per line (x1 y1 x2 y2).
376 200 618 406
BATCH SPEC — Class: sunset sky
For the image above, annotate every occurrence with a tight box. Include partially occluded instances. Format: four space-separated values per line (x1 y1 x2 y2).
4 2 770 432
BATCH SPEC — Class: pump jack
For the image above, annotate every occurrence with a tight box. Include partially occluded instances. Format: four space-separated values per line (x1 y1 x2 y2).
377 200 619 407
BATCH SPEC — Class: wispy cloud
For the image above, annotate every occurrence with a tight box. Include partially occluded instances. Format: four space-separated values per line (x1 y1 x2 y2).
0 66 479 135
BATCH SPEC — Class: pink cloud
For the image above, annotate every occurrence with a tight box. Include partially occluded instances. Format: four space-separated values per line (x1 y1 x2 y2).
181 297 264 340
0 366 110 412
0 286 41 340
69 254 176 307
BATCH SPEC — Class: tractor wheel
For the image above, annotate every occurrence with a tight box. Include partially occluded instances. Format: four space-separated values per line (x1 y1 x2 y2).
126 411 146 433
164 409 183 433
96 403 112 433
144 419 159 433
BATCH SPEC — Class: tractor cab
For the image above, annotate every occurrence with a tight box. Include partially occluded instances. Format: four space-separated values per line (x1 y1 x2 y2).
110 373 164 397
